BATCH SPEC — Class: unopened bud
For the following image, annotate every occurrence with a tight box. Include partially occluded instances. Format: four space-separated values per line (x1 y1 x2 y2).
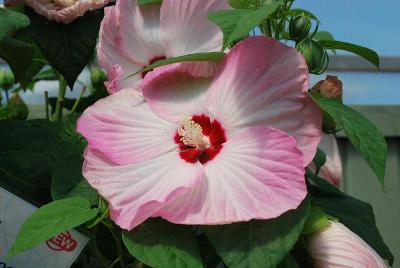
312 75 343 99
0 69 15 90
289 15 312 41
90 67 107 89
296 38 328 74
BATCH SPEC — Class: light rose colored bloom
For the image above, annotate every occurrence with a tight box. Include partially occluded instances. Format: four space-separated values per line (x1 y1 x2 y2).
306 221 387 268
98 0 228 94
308 134 342 186
5 0 110 24
77 37 322 230
312 75 343 99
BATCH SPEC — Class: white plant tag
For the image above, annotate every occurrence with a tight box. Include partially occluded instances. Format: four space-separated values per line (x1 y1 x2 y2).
0 187 89 268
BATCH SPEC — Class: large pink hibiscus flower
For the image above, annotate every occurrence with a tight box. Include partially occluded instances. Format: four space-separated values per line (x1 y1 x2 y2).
77 37 322 230
98 0 228 94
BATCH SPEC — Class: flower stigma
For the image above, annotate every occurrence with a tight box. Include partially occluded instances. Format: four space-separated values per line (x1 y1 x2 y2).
178 115 211 151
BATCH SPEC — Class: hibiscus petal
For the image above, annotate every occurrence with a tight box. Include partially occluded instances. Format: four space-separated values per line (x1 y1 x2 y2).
98 6 142 93
141 63 212 124
83 148 204 230
157 126 306 225
77 89 177 165
116 0 165 65
160 0 229 56
206 36 322 166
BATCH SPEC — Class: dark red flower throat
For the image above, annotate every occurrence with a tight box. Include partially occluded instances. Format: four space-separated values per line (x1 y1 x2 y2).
174 114 226 164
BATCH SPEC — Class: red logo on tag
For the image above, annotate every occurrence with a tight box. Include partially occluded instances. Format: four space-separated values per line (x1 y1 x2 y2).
46 231 77 252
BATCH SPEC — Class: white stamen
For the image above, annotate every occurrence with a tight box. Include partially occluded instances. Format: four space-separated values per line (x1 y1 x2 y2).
178 115 210 150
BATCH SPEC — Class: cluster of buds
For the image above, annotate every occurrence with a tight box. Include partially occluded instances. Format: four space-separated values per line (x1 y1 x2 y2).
289 13 329 74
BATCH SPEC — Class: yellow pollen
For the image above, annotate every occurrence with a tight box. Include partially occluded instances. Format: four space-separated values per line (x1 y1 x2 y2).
178 115 210 150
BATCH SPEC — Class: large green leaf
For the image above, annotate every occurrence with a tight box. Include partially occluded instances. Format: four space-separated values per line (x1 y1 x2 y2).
0 8 30 39
319 40 379 68
203 197 310 268
6 197 98 258
26 8 104 88
0 119 96 204
208 2 282 49
129 52 225 79
0 151 53 204
228 0 258 9
122 218 203 268
312 96 387 187
277 254 300 268
307 173 394 265
51 157 98 206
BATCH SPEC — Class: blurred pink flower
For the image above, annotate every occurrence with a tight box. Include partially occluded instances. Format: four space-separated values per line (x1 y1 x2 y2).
98 0 229 94
308 134 342 186
306 221 387 268
5 0 110 24
77 37 322 230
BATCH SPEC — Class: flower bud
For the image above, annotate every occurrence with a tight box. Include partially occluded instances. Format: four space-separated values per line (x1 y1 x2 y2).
0 69 15 90
306 221 387 268
0 94 29 120
90 67 107 89
296 38 328 74
289 15 312 42
312 75 343 99
308 134 342 186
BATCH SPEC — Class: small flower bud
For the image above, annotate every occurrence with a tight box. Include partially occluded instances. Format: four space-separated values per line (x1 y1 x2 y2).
90 67 107 89
1 94 29 121
312 75 343 99
0 69 15 91
296 38 328 74
306 221 387 268
289 15 312 42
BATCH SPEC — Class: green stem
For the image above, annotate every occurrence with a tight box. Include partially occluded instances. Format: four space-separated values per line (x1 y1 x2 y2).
5 89 9 104
44 91 50 121
70 86 87 114
89 239 109 268
107 224 126 268
54 77 67 121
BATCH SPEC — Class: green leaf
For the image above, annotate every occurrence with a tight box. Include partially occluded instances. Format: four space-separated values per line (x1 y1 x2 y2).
208 2 282 49
129 52 225 78
228 0 258 9
203 197 310 268
314 31 334 41
137 0 162 4
122 218 203 268
319 40 379 68
308 173 394 265
26 8 104 88
312 148 327 174
312 96 387 187
301 207 331 235
0 8 30 39
277 254 300 268
51 157 98 206
0 151 53 204
6 197 98 258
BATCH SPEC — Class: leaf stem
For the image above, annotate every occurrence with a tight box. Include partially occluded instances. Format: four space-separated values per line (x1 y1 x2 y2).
107 223 126 268
89 239 109 268
54 77 67 121
70 86 87 114
44 91 50 121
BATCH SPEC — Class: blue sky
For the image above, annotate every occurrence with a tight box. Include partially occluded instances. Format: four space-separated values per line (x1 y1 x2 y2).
294 0 400 56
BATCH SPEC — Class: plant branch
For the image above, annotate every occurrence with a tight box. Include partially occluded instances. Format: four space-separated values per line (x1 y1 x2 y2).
54 76 67 121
